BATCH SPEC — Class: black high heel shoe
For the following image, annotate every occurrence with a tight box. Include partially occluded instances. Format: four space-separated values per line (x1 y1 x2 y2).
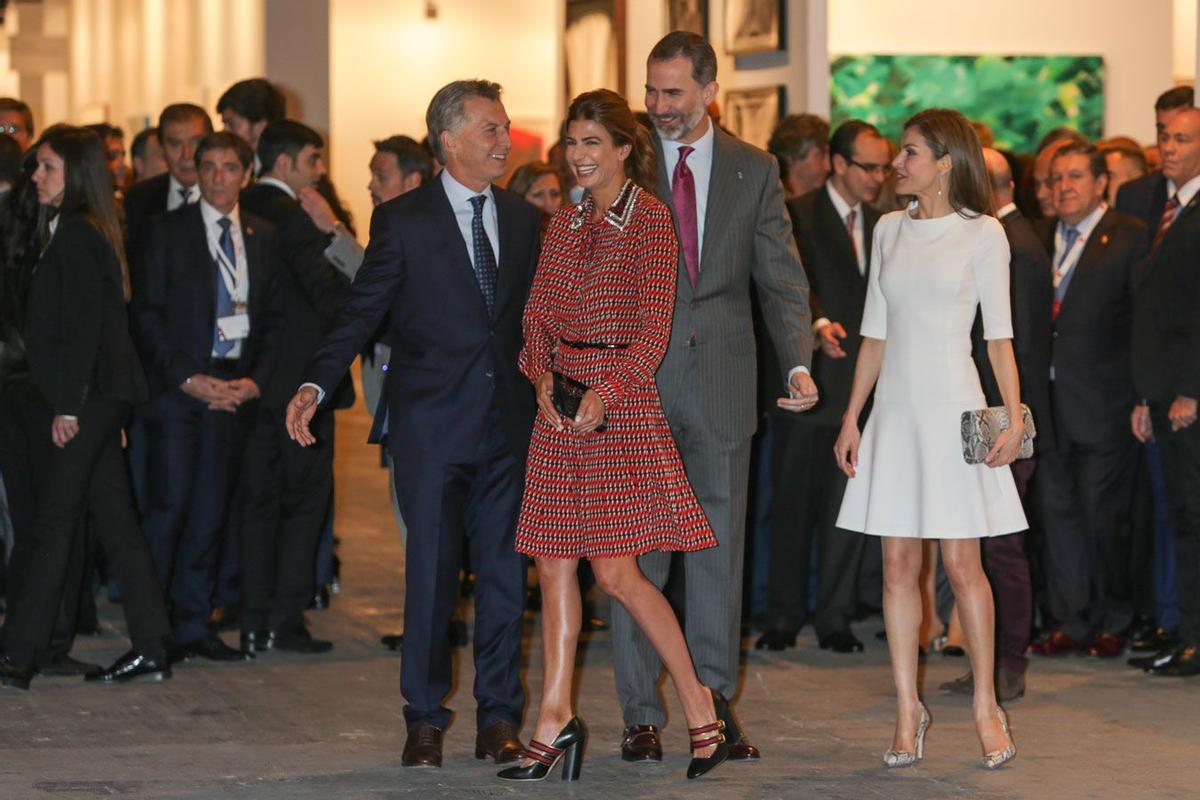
497 717 585 782
686 689 738 779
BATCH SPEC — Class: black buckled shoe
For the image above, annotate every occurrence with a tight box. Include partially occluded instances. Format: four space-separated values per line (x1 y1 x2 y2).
686 689 737 779
84 651 171 683
498 717 585 782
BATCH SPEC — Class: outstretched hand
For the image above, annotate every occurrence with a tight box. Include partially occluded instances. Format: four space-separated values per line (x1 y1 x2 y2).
286 386 320 446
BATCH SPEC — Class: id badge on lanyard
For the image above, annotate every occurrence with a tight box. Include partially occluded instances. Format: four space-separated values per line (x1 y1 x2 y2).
214 243 250 342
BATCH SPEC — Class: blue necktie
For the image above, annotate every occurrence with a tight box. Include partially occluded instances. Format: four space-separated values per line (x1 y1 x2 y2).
468 195 498 316
1057 225 1080 268
213 217 236 357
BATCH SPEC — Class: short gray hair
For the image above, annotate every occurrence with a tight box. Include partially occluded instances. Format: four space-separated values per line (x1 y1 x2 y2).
425 79 503 165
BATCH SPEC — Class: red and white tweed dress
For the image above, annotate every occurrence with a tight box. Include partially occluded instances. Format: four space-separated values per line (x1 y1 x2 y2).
515 181 716 560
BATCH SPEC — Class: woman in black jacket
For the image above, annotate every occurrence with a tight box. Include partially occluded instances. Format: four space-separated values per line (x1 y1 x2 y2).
0 125 173 689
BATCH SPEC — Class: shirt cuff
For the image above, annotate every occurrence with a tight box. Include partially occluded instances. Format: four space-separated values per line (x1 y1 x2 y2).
61 415 78 421
812 317 832 332
786 365 811 397
300 382 326 405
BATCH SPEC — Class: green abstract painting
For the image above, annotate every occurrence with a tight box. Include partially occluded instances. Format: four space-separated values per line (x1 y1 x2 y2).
830 55 1104 154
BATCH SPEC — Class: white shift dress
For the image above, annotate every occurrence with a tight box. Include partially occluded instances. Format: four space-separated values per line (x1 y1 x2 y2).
835 205 1028 539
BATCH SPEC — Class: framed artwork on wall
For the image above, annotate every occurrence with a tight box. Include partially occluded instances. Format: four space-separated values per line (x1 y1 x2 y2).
667 0 707 37
829 54 1104 154
725 0 781 55
565 0 628 103
724 85 784 150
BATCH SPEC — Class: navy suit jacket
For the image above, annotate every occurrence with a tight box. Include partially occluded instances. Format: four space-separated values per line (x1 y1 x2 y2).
301 176 541 464
131 203 284 401
1115 171 1169 231
1037 209 1147 446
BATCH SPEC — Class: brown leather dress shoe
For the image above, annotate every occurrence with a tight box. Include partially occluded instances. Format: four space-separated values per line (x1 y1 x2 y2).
475 720 524 763
1027 630 1083 656
1086 633 1126 658
727 735 761 761
402 722 444 767
620 724 662 762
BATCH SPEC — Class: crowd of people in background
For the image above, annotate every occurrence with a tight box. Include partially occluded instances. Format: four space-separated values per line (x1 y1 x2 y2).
0 29 1197 781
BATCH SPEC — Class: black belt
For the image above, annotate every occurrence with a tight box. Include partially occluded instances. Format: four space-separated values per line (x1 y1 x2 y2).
560 338 629 350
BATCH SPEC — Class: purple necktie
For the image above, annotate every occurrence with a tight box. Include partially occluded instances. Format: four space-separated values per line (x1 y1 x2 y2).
672 145 700 289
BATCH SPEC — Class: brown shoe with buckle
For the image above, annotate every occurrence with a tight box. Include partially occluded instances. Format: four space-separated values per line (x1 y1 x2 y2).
476 720 524 764
402 722 444 767
620 724 662 762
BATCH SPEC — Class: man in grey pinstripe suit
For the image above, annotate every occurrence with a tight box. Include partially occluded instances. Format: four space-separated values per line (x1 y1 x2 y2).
612 31 818 762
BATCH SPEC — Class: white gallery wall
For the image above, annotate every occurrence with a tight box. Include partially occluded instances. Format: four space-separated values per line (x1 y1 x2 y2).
828 0 1178 145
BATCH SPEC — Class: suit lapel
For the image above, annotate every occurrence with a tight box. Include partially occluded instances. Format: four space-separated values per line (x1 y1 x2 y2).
815 187 862 284
1061 210 1115 307
699 128 739 279
188 205 216 323
242 213 263 319
493 188 520 319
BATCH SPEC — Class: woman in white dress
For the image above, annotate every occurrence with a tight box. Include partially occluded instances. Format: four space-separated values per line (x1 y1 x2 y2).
833 108 1024 770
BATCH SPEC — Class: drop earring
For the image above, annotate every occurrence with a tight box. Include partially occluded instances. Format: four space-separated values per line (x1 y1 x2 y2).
936 173 944 198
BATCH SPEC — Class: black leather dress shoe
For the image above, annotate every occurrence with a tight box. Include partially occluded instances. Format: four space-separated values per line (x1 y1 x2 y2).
1151 645 1200 677
475 720 524 763
402 722 444 767
620 724 662 762
180 633 254 661
727 735 761 760
755 629 797 651
84 651 171 683
818 630 864 653
381 633 404 651
1131 626 1180 653
0 658 33 690
38 654 102 676
1129 647 1177 671
273 626 333 654
240 630 275 653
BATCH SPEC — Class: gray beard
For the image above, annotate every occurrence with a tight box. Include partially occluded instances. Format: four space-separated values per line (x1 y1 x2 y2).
652 106 707 142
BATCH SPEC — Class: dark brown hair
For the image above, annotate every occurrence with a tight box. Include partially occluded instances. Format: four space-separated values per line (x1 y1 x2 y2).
194 131 254 172
1050 142 1108 181
506 160 562 199
36 126 130 299
904 108 992 218
565 89 657 193
648 31 717 85
156 103 212 139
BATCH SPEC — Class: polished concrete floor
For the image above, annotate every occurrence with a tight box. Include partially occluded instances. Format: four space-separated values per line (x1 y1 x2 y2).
1 398 1198 799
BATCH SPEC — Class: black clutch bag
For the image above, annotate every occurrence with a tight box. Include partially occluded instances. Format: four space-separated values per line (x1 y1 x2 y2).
552 372 607 432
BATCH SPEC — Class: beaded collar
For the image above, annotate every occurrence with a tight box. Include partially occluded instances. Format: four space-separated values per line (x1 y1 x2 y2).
568 180 641 232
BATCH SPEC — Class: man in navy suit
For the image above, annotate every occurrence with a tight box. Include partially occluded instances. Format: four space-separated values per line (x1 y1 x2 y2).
131 132 282 661
286 80 539 768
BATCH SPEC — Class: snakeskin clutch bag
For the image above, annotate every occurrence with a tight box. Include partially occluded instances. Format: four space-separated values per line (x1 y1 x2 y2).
961 404 1036 464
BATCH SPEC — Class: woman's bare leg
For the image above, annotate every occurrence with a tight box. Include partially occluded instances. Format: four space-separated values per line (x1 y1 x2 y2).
883 537 925 751
525 557 581 749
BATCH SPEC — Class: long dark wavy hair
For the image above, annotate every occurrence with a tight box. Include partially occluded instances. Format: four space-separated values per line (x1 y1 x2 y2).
36 125 130 299
565 89 657 193
903 108 993 219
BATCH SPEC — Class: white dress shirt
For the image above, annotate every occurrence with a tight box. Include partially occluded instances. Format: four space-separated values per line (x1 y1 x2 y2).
660 116 715 263
1168 174 1200 210
167 174 199 210
441 167 500 268
996 202 1018 221
200 199 250 360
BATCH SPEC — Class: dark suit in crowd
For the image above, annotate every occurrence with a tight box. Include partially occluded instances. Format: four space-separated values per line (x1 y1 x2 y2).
301 171 539 731
4 217 171 669
237 180 352 639
1117 170 1180 633
1132 189 1200 656
1035 208 1146 645
762 184 877 642
971 206 1054 675
131 202 282 646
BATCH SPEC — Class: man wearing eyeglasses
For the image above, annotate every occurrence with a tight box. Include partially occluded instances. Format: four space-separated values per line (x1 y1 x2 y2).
758 120 888 654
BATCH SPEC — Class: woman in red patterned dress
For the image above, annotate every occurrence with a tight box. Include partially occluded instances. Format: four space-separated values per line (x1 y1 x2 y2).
497 90 737 783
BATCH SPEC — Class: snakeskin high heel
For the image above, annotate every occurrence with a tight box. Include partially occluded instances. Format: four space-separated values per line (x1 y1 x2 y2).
980 707 1016 769
883 703 930 768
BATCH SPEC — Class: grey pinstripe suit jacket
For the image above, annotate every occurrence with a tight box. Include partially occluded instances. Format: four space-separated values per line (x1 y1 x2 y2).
653 125 814 443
